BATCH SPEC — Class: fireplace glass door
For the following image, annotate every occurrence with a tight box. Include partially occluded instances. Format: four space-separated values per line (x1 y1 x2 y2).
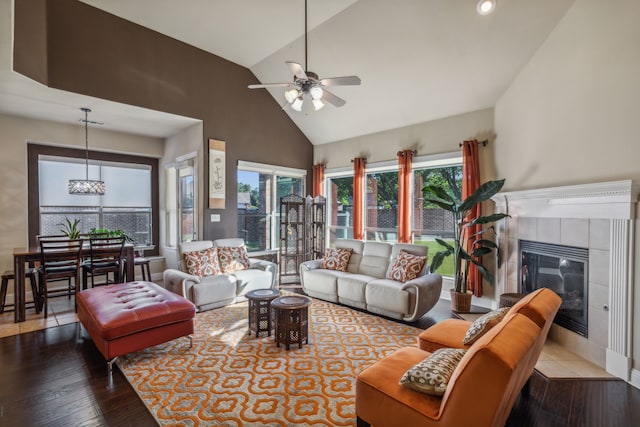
520 240 588 337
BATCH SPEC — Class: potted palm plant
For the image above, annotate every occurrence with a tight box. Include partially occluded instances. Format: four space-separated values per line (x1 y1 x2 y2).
422 179 508 312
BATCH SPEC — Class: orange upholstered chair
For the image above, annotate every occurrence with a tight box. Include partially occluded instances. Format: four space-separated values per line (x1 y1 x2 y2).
356 288 561 427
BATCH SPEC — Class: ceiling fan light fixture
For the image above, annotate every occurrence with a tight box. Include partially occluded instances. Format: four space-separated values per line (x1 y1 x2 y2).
284 88 299 103
477 0 496 15
309 85 323 100
291 97 304 111
312 99 325 111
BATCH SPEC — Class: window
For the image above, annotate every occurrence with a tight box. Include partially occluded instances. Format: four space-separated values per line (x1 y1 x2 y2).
365 169 399 242
28 144 159 254
165 155 198 247
325 154 461 258
237 161 306 252
326 175 354 245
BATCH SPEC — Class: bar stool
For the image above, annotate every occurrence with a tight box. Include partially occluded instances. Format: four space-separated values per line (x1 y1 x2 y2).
124 257 151 281
1 268 41 314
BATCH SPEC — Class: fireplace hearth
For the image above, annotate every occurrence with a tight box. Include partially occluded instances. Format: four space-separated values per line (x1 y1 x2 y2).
519 240 588 337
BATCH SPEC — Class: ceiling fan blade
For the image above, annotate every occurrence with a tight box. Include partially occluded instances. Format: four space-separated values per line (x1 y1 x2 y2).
320 76 361 86
286 61 308 80
248 83 292 89
321 88 346 107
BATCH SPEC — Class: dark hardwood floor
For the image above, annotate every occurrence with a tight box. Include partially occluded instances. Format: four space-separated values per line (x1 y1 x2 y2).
1 298 639 426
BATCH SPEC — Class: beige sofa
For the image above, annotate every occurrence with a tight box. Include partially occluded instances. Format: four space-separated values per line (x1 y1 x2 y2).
299 239 442 322
163 238 276 312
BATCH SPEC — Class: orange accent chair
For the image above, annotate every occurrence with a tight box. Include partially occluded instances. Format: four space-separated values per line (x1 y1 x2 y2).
356 288 561 427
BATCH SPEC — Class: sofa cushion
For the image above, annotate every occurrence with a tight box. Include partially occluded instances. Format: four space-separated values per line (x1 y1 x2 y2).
418 319 473 352
183 247 221 277
217 245 251 273
400 348 467 396
387 250 428 283
463 307 510 345
335 239 364 273
337 273 374 305
321 247 353 272
366 278 410 315
231 268 274 297
303 269 349 296
359 241 392 278
190 274 237 307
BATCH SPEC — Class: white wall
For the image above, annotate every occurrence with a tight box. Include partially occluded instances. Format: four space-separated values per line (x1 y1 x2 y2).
315 108 495 172
0 113 164 274
159 122 203 269
495 0 640 190
494 0 640 385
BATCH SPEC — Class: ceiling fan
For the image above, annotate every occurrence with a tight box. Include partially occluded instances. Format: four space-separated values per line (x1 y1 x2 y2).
248 0 361 111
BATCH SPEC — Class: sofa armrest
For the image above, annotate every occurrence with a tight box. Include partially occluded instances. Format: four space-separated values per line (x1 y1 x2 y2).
401 273 443 322
248 258 277 288
163 268 200 299
299 259 323 290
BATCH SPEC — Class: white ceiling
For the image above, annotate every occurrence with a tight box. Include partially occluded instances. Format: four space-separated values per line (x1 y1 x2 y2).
0 0 575 144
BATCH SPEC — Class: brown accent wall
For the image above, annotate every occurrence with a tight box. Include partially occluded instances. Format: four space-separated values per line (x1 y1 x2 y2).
13 0 313 240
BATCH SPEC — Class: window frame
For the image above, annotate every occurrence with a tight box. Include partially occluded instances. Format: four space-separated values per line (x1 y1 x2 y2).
237 160 306 252
27 143 160 255
324 152 462 245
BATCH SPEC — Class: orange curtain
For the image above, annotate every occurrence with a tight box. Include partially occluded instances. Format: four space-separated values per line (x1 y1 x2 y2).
397 150 414 243
462 139 482 297
312 163 325 197
352 157 366 240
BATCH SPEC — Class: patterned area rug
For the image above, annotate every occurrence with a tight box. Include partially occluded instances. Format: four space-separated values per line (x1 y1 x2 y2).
117 296 423 426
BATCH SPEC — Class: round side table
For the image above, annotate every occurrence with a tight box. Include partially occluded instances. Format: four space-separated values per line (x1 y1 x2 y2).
271 295 312 350
246 289 280 338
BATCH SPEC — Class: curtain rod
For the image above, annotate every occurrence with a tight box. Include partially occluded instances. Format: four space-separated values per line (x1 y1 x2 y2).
459 139 489 148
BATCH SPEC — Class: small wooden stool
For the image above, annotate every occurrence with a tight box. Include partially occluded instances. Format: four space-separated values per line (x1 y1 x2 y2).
1 269 40 314
272 295 312 350
124 257 151 281
246 289 280 337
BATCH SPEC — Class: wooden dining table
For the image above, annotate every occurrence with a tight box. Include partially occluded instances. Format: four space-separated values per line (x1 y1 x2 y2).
12 244 135 323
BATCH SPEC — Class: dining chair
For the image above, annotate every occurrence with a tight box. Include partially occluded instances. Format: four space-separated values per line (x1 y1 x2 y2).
38 237 83 318
82 236 126 288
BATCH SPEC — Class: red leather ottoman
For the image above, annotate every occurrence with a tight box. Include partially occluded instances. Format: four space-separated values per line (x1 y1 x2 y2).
77 281 196 373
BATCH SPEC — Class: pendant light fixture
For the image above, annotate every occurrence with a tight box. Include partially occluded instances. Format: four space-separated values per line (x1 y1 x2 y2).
68 107 105 195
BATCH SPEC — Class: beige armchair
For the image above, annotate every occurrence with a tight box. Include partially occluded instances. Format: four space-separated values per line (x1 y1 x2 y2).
163 238 277 312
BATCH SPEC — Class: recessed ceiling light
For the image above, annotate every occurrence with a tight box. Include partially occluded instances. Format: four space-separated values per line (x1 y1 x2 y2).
477 0 496 15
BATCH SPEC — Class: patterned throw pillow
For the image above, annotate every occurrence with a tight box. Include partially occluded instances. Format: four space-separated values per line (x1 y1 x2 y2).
462 307 510 345
400 348 467 396
183 247 221 277
321 248 353 272
217 245 251 273
386 250 428 283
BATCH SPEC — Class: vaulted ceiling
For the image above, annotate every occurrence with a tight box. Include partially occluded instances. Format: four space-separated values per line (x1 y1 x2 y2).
0 0 575 144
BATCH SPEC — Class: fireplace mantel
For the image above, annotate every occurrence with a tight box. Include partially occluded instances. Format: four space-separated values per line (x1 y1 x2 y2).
491 180 639 386
491 180 640 220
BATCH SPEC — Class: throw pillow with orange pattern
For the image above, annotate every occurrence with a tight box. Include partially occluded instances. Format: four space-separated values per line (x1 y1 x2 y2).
321 247 353 272
183 247 221 277
217 245 251 273
387 250 427 283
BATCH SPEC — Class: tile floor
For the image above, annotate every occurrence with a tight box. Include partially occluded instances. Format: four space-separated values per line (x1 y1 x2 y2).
0 295 78 338
456 312 614 379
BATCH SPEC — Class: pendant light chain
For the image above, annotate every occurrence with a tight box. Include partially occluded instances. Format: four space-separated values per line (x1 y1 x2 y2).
83 107 90 180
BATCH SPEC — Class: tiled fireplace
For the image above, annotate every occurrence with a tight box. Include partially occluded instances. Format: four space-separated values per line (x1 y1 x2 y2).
491 180 639 384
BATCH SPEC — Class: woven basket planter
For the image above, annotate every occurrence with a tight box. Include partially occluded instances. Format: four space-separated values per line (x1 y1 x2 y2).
450 290 473 313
